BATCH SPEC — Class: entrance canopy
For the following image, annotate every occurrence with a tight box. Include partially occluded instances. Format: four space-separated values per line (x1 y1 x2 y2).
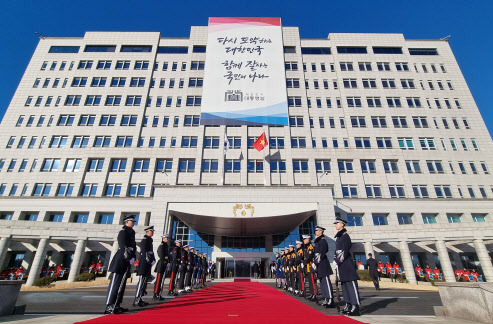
169 202 317 236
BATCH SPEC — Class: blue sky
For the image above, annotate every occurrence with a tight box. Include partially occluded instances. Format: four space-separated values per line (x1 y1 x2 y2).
0 0 492 137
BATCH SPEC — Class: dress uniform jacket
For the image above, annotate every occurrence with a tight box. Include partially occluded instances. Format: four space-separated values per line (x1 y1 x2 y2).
109 225 136 274
171 245 182 271
276 256 284 278
180 249 188 270
334 228 360 282
154 241 169 273
303 244 315 273
295 248 304 272
187 251 195 270
367 258 379 278
314 235 333 278
137 235 155 276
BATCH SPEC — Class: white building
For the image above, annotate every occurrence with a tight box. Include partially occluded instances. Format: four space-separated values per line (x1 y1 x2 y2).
0 20 492 285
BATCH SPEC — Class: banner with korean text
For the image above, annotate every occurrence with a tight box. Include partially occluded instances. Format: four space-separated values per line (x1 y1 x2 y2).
200 17 289 126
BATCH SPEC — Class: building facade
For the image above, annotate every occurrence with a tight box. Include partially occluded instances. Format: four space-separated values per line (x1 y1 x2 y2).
0 22 492 285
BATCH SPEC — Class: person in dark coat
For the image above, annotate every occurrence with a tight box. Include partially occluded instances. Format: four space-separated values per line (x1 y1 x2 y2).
168 239 182 296
105 215 137 314
294 241 304 296
153 234 170 300
314 226 335 308
253 261 260 279
185 247 195 292
334 217 361 316
367 253 380 290
177 245 189 294
201 253 208 287
192 250 199 288
303 236 318 301
133 226 155 307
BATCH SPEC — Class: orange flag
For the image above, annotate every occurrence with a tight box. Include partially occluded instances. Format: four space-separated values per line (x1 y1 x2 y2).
253 132 268 152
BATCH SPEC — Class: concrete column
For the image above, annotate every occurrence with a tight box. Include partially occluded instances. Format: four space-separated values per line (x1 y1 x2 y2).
107 240 119 278
399 240 417 285
435 240 456 282
67 239 87 283
473 239 493 282
0 236 11 269
25 238 49 287
265 235 273 252
364 240 374 260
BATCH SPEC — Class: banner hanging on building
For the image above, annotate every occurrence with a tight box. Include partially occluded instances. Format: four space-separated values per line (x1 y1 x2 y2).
200 17 289 126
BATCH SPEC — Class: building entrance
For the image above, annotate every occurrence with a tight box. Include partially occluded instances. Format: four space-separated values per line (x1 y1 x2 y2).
222 257 264 278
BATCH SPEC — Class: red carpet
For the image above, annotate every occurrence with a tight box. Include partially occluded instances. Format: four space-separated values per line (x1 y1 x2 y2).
76 282 366 324
234 278 251 282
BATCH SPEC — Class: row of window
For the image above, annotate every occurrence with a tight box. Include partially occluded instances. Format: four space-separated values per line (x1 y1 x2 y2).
344 212 487 227
285 61 446 74
284 46 438 56
0 180 489 200
40 60 205 72
288 77 454 91
24 94 201 107
0 210 142 225
49 44 206 54
1 156 489 179
32 76 204 89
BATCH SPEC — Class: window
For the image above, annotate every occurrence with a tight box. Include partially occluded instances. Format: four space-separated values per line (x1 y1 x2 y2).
120 115 137 126
203 136 220 149
371 116 387 128
188 77 204 87
65 95 81 106
292 160 308 173
422 213 437 224
376 137 392 148
407 97 422 108
343 78 357 88
395 62 409 71
156 159 172 173
201 159 219 173
435 185 452 198
413 185 429 198
400 79 415 89
366 185 382 198
78 60 93 69
315 160 331 173
447 213 461 223
96 60 112 69
409 48 438 55
373 47 402 54
183 115 200 127
427 160 444 174
481 162 489 174
186 96 202 106
350 116 366 127
338 160 353 173
115 60 130 70
382 79 396 89
398 214 413 225
285 62 298 71
412 116 428 128
130 77 146 87
57 115 75 126
269 137 284 149
377 62 391 71
41 159 60 172
290 137 306 148
179 159 195 173
355 137 371 149
286 78 300 88
358 62 372 71
362 79 377 89
190 61 205 70
125 95 142 106
383 160 399 173
339 62 353 71
389 185 406 198
247 160 263 173
181 136 198 148
116 136 133 147
133 159 150 172
359 160 375 173
64 159 81 172
419 138 436 150
81 184 98 197
372 214 388 225
367 97 382 108
49 136 68 148
79 115 96 126
87 159 104 172
71 136 89 148
406 160 422 173
387 97 402 108
342 185 358 198
134 61 149 70
32 183 51 196
288 97 302 107
289 116 304 127
99 115 116 126
301 47 331 54
270 160 286 173
110 77 126 87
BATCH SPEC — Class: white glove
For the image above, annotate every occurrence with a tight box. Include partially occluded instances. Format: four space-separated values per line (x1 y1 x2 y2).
301 263 304 269
312 263 317 271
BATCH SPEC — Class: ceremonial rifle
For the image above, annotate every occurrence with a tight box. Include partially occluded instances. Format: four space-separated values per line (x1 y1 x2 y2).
335 268 341 313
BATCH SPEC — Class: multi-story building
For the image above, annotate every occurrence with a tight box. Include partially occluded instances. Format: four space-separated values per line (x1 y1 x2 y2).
0 19 492 285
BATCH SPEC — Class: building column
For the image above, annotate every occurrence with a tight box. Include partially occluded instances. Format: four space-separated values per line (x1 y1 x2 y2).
25 238 49 287
473 239 493 282
217 260 223 278
0 236 11 269
399 240 417 285
67 239 87 283
265 235 273 252
107 240 119 279
364 240 374 259
435 240 456 282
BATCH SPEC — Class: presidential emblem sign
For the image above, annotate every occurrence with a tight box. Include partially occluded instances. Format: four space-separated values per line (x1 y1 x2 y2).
201 17 289 126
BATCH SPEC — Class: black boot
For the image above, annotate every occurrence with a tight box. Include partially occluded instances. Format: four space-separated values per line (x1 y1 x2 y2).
340 303 351 314
116 305 128 313
347 305 361 316
104 305 115 314
325 298 336 308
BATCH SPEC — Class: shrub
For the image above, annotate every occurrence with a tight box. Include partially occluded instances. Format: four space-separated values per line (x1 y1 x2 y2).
397 277 409 283
74 273 96 282
356 270 372 281
429 279 442 286
33 276 56 287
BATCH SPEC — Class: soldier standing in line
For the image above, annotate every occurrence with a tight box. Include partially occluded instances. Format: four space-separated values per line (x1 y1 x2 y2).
295 241 305 296
287 245 295 293
283 247 290 290
303 235 318 302
192 250 200 288
153 234 169 300
104 215 136 314
184 247 195 292
133 226 155 307
177 244 189 294
275 252 282 288
168 239 182 296
201 253 208 287
334 217 361 316
313 226 335 308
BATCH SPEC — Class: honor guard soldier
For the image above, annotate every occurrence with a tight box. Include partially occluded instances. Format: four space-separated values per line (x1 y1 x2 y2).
303 235 318 301
185 247 195 292
287 245 295 293
314 226 335 308
202 253 208 287
177 245 189 294
277 250 286 288
105 215 137 314
168 239 182 296
192 250 200 288
334 217 361 316
283 247 290 290
153 234 170 300
295 241 305 296
134 226 155 307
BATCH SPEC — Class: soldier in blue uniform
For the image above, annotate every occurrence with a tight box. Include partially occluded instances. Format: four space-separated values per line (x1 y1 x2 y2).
192 250 200 288
133 226 155 307
275 252 283 288
313 225 335 308
334 218 361 316
105 215 136 314
153 234 169 300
